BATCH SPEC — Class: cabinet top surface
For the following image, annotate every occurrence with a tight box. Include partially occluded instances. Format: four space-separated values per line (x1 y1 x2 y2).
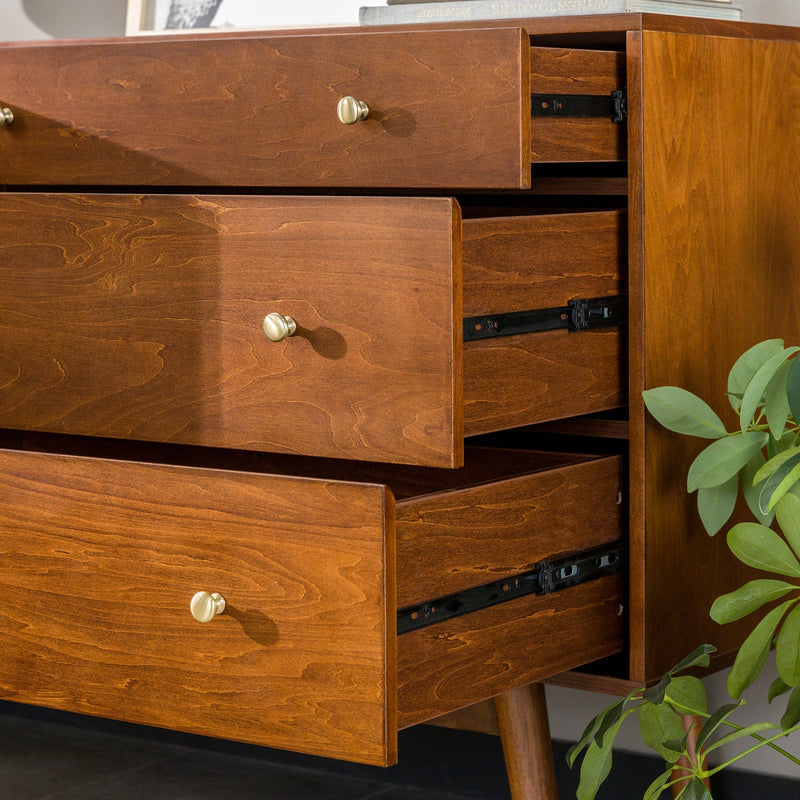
1 13 798 50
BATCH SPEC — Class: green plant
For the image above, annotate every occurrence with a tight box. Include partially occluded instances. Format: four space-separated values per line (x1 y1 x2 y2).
569 339 800 799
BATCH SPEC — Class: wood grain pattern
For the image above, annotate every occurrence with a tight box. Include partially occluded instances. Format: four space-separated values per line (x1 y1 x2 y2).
397 575 623 727
396 456 622 607
495 684 558 800
464 328 625 436
462 209 624 435
531 48 626 162
462 210 625 316
427 699 500 735
631 32 800 681
0 449 396 765
0 28 528 189
0 193 462 467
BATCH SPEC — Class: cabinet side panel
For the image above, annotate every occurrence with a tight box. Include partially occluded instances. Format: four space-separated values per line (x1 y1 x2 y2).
638 31 800 681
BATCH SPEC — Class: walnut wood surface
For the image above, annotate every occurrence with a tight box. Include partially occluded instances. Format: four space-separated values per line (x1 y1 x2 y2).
495 684 558 800
464 328 625 436
531 48 626 162
0 449 396 765
396 456 622 607
0 193 462 467
629 32 800 681
462 210 625 316
0 28 528 189
397 576 623 727
427 700 500 735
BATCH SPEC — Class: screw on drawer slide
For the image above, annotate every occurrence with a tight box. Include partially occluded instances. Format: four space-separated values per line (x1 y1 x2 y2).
463 295 626 341
532 89 627 123
397 542 625 635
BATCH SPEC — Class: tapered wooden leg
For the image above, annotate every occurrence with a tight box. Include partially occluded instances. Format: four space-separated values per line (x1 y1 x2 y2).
494 684 559 800
670 714 709 798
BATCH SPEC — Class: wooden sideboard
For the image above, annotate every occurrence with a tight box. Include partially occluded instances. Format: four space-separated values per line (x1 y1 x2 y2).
0 12 798 798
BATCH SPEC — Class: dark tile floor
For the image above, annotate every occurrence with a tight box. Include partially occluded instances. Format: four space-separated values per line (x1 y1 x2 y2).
0 701 508 800
5 700 795 799
0 699 666 800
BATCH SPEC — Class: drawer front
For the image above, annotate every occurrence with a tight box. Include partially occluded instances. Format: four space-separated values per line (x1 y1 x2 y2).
531 48 626 163
0 193 462 467
0 449 396 766
0 28 529 189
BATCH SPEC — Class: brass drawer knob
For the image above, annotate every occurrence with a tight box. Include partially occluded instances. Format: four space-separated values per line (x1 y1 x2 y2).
263 312 297 342
190 591 226 623
1 107 13 126
337 96 369 125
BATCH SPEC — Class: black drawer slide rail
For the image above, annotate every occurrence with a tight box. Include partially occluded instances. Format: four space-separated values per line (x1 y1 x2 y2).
397 541 625 634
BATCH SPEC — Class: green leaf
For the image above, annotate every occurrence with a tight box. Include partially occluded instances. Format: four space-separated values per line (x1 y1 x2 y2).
781 687 800 729
665 676 708 715
642 387 728 439
727 522 800 577
765 360 793 440
567 709 605 767
677 776 713 800
687 432 768 492
567 696 637 768
727 600 797 698
710 579 798 624
758 451 800 514
696 701 743 751
701 722 780 756
742 451 775 527
787 355 800 428
697 475 738 536
754 446 800 484
776 603 800 686
689 434 768 494
669 644 717 675
768 431 800 460
594 698 626 747
638 702 686 762
643 767 676 800
769 676 792 703
728 339 786 412
576 715 627 800
775 492 800 562
662 730 690 755
643 675 671 705
740 348 800 434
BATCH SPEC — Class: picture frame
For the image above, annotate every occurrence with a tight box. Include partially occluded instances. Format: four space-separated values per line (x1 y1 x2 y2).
125 0 257 35
126 1 364 34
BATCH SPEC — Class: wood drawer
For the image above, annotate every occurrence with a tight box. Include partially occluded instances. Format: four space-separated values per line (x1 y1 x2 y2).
0 445 623 766
0 32 624 188
531 47 627 163
0 194 625 467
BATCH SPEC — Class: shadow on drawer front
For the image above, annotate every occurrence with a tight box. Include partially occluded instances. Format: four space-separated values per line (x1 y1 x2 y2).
0 444 624 766
0 33 626 188
0 28 530 189
0 194 625 468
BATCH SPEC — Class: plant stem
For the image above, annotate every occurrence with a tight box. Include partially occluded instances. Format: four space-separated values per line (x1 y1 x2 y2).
702 722 800 776
668 700 800 765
